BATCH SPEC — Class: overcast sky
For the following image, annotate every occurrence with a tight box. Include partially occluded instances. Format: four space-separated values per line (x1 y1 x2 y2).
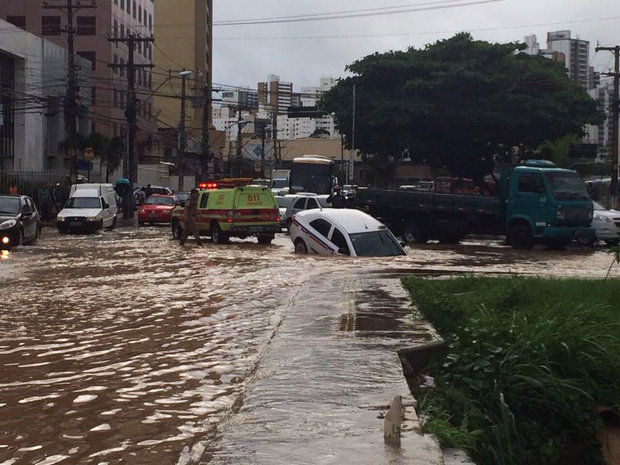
212 0 620 92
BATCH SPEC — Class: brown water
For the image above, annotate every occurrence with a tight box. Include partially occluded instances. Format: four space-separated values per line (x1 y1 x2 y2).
0 225 617 464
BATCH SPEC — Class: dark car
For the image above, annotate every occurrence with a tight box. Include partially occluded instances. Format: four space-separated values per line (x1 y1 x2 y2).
0 195 41 247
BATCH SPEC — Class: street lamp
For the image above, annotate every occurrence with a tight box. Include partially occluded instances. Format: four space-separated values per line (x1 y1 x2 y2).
178 69 193 191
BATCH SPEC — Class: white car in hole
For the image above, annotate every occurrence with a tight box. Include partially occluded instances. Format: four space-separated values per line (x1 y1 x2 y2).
290 208 406 257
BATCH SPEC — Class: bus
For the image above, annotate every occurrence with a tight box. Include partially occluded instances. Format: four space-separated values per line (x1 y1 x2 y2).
289 155 336 194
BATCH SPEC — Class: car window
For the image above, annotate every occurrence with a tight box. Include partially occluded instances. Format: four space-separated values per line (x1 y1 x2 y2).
309 218 332 238
66 197 102 209
349 230 405 257
306 198 319 210
199 193 209 208
0 197 21 214
293 198 306 209
518 173 543 194
331 228 350 255
24 198 35 212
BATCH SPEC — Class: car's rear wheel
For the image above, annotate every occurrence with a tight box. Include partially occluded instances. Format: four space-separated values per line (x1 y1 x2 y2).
211 222 229 244
295 239 308 254
171 219 183 240
257 234 274 245
577 234 596 246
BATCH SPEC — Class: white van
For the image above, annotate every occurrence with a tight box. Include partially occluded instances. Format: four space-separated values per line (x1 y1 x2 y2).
57 184 118 232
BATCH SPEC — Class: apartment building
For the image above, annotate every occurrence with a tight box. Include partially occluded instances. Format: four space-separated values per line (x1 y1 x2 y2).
0 0 156 162
152 0 215 177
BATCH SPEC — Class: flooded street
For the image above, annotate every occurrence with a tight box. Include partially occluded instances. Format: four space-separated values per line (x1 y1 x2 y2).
0 224 618 464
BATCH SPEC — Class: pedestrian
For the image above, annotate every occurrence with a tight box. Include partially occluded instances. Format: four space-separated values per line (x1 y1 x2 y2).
144 184 153 199
9 184 17 195
179 188 202 246
326 185 346 209
37 184 52 221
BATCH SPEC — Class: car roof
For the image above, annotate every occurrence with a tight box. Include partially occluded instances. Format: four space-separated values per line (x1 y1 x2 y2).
297 208 386 234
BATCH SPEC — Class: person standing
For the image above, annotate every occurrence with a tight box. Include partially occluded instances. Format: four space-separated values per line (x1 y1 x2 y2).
144 184 153 199
326 185 346 209
9 184 17 195
179 188 202 246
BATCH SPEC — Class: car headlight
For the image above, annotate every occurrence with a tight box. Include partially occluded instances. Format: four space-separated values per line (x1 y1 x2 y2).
57 216 66 222
599 215 613 223
0 219 17 230
87 217 98 222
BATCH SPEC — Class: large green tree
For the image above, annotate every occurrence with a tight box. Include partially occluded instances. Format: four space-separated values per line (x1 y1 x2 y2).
320 33 600 187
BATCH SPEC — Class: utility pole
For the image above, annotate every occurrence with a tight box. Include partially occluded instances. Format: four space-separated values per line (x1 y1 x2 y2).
109 33 154 218
201 84 210 179
596 45 620 208
43 0 96 183
235 107 243 178
349 83 356 185
178 70 190 191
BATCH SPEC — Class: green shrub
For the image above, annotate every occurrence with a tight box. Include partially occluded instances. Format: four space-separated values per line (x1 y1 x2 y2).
403 276 620 465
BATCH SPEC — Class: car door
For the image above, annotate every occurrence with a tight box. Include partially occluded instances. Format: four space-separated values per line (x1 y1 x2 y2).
21 198 37 240
307 217 334 254
329 226 351 256
509 172 547 232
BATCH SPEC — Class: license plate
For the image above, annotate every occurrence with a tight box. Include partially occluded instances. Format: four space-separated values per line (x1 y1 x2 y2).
149 213 158 218
70 221 82 227
249 226 262 233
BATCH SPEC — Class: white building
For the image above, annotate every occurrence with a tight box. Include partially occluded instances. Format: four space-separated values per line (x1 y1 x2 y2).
586 81 614 162
0 19 90 172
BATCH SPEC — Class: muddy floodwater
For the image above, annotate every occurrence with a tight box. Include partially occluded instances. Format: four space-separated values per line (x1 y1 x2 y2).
0 224 618 464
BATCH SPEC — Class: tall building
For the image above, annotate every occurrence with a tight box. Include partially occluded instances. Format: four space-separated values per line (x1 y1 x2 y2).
0 18 91 172
258 75 293 116
152 0 214 177
524 34 540 56
546 30 593 89
0 0 156 157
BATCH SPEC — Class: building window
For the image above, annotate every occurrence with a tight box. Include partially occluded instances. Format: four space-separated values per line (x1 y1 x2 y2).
113 19 118 38
77 51 96 71
148 14 152 31
41 16 61 36
114 89 118 107
113 54 118 73
77 16 96 35
91 86 96 105
120 0 124 11
120 58 124 77
138 6 142 24
120 23 125 37
132 1 136 19
6 16 26 30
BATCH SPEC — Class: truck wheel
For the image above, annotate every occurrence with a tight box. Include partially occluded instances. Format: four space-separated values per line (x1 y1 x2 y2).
295 238 308 254
403 223 428 244
258 234 274 245
110 216 117 230
509 223 533 250
438 234 462 245
211 223 229 244
577 234 596 246
605 239 619 246
171 220 183 240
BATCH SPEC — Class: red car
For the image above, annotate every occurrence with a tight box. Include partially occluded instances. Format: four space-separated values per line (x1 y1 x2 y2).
138 195 177 225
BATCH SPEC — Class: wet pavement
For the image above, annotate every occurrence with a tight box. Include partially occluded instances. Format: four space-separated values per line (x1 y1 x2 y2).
0 223 618 464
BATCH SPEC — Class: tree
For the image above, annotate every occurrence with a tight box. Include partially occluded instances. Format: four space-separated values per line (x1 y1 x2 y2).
59 133 125 182
320 33 600 187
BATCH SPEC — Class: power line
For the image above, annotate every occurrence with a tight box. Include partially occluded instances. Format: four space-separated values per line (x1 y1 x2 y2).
214 0 503 26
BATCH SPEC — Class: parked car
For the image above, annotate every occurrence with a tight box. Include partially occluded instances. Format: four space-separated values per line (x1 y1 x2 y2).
577 201 620 246
0 194 41 248
138 194 177 225
57 184 118 233
290 208 406 257
133 185 173 206
282 193 329 232
275 195 292 229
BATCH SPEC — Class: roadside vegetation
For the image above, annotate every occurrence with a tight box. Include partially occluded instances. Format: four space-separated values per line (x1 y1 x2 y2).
402 276 620 465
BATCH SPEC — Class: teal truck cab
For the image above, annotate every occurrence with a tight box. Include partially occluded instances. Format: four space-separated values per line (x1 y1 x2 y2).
355 160 594 249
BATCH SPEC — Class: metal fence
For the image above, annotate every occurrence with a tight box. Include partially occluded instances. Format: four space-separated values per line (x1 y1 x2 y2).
0 170 69 200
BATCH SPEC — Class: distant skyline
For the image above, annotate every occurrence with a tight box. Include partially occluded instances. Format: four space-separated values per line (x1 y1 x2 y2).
211 0 620 91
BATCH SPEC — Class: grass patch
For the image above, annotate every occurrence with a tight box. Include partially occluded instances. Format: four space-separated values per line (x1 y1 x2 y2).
402 276 620 465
